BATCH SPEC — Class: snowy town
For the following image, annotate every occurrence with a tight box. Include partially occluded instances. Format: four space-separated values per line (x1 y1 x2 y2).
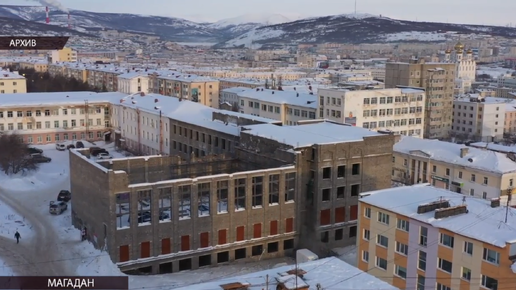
1 1 516 290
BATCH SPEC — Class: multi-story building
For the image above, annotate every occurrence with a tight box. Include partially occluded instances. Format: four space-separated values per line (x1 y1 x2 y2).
219 78 262 92
392 135 516 200
451 95 505 142
70 120 395 273
443 42 477 95
0 92 121 143
0 70 27 93
219 87 252 108
505 103 516 135
385 59 456 139
148 72 220 107
117 72 150 94
498 76 516 90
87 66 123 92
49 47 77 63
357 184 516 290
19 59 49 73
318 88 426 137
228 88 317 125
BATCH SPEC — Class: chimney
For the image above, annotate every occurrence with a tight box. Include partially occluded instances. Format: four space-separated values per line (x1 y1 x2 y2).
460 147 469 158
154 98 158 103
490 198 501 208
68 13 71 29
272 91 275 94
45 6 50 24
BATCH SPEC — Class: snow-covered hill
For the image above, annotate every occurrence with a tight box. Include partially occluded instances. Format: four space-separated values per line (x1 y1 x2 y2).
216 14 516 48
209 13 296 28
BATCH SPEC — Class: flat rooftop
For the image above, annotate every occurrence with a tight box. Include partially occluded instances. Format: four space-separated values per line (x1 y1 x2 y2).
236 88 317 109
360 184 516 247
241 121 382 148
0 91 125 108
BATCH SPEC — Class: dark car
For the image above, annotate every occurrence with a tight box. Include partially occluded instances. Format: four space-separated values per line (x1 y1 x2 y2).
67 144 76 150
57 190 71 202
91 148 108 156
27 147 43 154
76 141 85 148
32 154 51 163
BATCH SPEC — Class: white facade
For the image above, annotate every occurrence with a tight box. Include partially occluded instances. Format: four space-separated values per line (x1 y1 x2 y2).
498 76 516 89
111 102 170 156
452 95 505 142
318 88 426 137
234 88 317 125
220 87 250 108
117 73 149 94
444 43 476 95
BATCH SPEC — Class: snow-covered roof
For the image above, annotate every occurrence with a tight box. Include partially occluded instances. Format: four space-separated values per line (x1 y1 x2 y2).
0 70 25 80
242 121 382 148
117 71 152 79
153 71 217 83
235 88 317 109
0 92 125 108
221 87 255 94
469 142 516 154
360 184 516 247
172 257 398 290
394 136 516 174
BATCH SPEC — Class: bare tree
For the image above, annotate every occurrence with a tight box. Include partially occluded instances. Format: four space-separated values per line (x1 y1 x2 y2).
0 134 38 175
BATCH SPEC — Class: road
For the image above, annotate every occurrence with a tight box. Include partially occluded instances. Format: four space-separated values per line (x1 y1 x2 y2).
0 166 74 276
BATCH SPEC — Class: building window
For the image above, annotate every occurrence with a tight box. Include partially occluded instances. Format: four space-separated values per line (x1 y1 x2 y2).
217 181 228 213
198 183 210 217
364 207 371 218
337 165 345 178
419 226 428 246
418 251 426 271
463 241 473 255
396 219 409 231
377 212 390 225
322 188 331 201
440 233 454 248
352 163 360 175
320 231 329 243
394 265 407 279
461 267 471 281
376 235 388 247
268 174 280 204
481 275 497 290
320 209 330 226
322 167 331 179
395 241 408 255
178 185 191 219
363 229 370 240
234 178 246 210
445 168 450 176
483 177 488 185
158 187 172 222
285 172 295 202
362 251 369 262
438 258 452 273
350 184 360 196
483 248 500 265
471 174 476 182
336 186 345 199
136 190 151 225
251 176 263 207
375 257 387 270
436 283 451 290
416 275 425 290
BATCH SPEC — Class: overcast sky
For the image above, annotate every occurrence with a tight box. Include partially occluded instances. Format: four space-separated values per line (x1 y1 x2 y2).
4 0 515 26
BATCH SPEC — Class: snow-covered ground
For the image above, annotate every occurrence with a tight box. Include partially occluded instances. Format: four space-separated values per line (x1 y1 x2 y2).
0 141 295 288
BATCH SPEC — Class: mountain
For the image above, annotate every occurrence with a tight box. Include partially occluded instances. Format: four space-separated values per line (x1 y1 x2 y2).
209 13 297 28
216 14 516 48
0 16 94 37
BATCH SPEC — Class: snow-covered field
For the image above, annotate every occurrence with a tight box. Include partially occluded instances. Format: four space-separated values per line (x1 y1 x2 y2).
0 140 294 289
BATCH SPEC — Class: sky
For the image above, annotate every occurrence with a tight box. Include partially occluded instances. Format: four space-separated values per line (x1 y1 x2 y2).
3 0 516 26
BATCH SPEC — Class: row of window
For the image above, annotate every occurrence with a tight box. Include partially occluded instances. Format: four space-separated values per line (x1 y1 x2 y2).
0 107 106 118
0 81 18 86
0 119 109 131
321 184 360 201
25 131 101 144
363 95 424 105
322 164 360 179
363 107 423 117
454 104 500 111
362 118 423 129
0 89 18 93
320 205 358 226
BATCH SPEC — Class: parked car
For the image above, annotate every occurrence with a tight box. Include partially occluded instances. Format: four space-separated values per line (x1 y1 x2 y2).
90 148 108 156
55 143 66 151
32 154 51 163
97 152 112 159
49 201 67 215
57 190 71 202
67 144 75 150
27 147 43 154
75 141 85 148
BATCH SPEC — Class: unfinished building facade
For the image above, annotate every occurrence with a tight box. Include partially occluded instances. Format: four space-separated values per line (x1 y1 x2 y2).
70 149 298 274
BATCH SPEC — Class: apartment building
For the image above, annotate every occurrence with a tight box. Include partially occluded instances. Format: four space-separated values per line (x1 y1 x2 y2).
392 136 516 200
0 92 120 143
318 88 426 137
219 78 262 92
498 76 516 90
219 87 251 108
357 184 516 290
452 95 505 142
385 59 456 139
181 69 306 81
19 59 49 73
495 87 516 98
0 70 27 94
69 121 395 273
505 104 516 134
148 72 220 107
117 72 150 94
87 66 122 91
443 42 477 95
49 47 77 63
228 88 317 125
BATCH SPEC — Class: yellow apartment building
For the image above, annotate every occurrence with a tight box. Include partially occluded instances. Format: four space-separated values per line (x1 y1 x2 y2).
357 184 516 290
0 70 27 93
49 47 77 63
393 136 516 201
19 60 49 72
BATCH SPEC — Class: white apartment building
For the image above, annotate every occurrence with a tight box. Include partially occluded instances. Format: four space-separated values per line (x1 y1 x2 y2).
444 42 476 95
0 92 120 144
318 88 426 137
117 72 150 94
220 87 252 108
498 76 516 90
0 70 27 94
232 88 317 125
452 95 505 142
